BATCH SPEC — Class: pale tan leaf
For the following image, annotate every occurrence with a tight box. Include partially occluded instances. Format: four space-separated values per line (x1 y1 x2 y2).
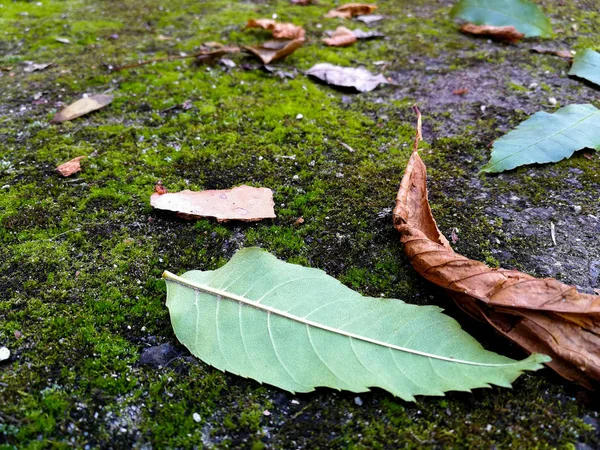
56 156 85 177
392 108 600 390
150 185 276 222
244 39 304 64
460 23 524 43
246 19 305 40
531 46 573 59
50 94 114 123
325 3 377 19
323 27 357 47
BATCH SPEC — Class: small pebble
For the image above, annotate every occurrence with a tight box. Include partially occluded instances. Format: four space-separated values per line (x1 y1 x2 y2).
549 97 557 106
292 174 299 180
0 347 9 361
263 409 271 416
528 82 538 89
572 205 582 214
296 113 303 120
354 396 363 406
193 412 201 423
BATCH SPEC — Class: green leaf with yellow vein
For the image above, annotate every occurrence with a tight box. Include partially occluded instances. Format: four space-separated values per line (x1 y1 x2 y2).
451 0 552 38
481 104 600 173
163 248 548 400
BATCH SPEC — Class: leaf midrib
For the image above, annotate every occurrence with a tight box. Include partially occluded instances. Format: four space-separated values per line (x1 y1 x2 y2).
164 270 530 368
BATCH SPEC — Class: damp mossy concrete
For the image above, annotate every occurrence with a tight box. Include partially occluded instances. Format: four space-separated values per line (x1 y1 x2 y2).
1 0 599 448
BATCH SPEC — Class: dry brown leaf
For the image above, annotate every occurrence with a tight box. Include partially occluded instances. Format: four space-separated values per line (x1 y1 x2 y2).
246 19 305 40
56 156 85 177
460 23 524 43
531 46 573 59
325 3 377 19
150 185 276 222
392 107 600 390
305 63 389 92
50 94 114 124
323 27 357 47
244 39 304 64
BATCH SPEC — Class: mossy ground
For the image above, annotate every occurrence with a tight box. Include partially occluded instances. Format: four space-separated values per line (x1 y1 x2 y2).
1 0 599 448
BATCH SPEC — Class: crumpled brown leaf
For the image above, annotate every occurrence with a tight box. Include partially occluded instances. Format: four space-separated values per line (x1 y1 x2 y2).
325 3 377 19
392 107 600 390
50 94 114 124
150 185 276 222
56 156 85 177
323 27 357 47
246 19 306 40
460 23 524 43
244 39 304 64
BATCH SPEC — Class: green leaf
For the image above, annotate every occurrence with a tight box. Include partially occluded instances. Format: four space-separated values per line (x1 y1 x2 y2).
451 0 552 38
163 248 548 401
569 49 600 88
481 104 600 173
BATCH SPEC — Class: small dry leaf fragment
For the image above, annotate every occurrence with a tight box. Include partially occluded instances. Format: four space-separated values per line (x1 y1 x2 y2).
325 3 377 19
0 347 10 362
460 23 524 43
154 181 168 195
352 28 384 39
323 27 357 47
55 37 71 44
393 107 600 390
246 19 306 40
244 39 304 64
355 14 384 25
50 94 114 123
531 46 573 59
56 156 85 177
453 88 469 95
291 0 315 4
24 62 52 73
150 185 276 222
305 63 389 92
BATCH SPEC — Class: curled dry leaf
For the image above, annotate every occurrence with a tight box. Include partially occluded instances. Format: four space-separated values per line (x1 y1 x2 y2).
325 3 377 19
393 107 600 390
352 28 385 39
531 46 573 59
305 63 389 92
24 62 53 73
460 23 524 43
244 39 304 64
150 185 276 222
56 156 85 177
50 94 114 123
323 27 357 47
246 19 306 40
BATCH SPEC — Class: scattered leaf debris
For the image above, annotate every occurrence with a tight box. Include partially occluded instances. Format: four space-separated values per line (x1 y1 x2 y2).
325 3 378 19
323 27 357 46
244 39 304 64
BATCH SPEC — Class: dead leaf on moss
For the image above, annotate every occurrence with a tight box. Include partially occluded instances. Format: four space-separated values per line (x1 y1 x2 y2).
531 46 573 59
291 0 315 4
460 23 524 43
352 28 384 39
246 19 306 40
56 156 85 177
325 3 377 19
323 27 357 46
50 94 114 123
24 62 53 73
244 39 304 64
305 63 389 92
151 185 276 222
392 107 600 390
